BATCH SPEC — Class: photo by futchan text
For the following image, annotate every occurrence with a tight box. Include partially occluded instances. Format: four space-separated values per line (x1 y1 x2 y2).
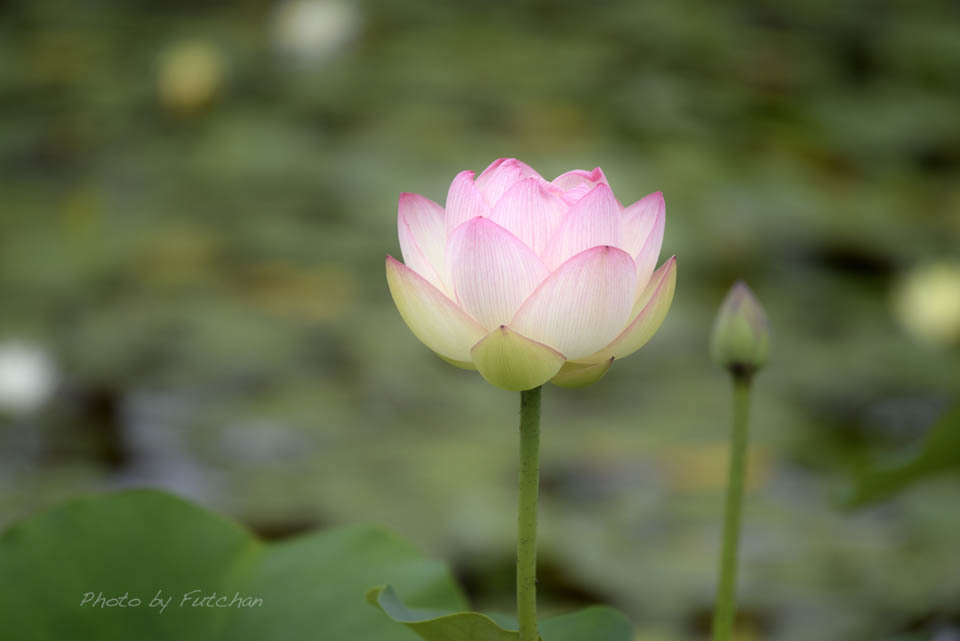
80 590 264 613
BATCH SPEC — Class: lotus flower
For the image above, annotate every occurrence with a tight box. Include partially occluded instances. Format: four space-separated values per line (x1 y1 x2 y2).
386 158 677 391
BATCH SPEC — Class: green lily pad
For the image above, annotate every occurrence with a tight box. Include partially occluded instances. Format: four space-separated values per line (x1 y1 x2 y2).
0 490 465 641
367 585 633 641
847 402 960 507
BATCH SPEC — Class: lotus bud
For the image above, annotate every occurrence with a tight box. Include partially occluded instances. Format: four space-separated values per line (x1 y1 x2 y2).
711 281 769 377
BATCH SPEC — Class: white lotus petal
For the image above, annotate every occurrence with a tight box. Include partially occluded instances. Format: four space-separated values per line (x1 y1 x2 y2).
550 358 614 389
621 191 664 257
445 170 491 237
448 217 550 329
398 192 448 291
541 184 622 270
489 178 568 255
385 256 486 362
632 204 665 293
577 256 677 364
511 245 637 360
474 158 544 206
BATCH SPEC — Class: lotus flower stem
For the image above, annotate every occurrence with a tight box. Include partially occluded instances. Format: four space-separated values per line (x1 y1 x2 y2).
517 386 542 641
711 373 754 641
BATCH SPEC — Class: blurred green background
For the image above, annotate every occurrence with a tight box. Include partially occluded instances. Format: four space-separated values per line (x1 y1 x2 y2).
1 1 959 639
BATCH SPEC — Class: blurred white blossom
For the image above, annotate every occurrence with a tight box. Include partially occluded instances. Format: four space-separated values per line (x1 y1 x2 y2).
892 261 960 348
0 341 56 415
271 0 361 62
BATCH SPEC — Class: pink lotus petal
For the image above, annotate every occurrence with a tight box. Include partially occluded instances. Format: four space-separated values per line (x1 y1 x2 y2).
540 183 623 270
489 178 568 255
448 217 550 330
398 192 448 291
552 167 609 206
552 167 608 191
445 170 491 237
577 256 677 363
631 200 665 293
474 158 545 207
511 245 637 360
621 191 664 257
385 256 487 362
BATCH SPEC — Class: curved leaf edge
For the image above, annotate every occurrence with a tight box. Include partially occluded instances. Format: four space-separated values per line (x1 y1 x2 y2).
367 584 634 641
367 583 516 630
